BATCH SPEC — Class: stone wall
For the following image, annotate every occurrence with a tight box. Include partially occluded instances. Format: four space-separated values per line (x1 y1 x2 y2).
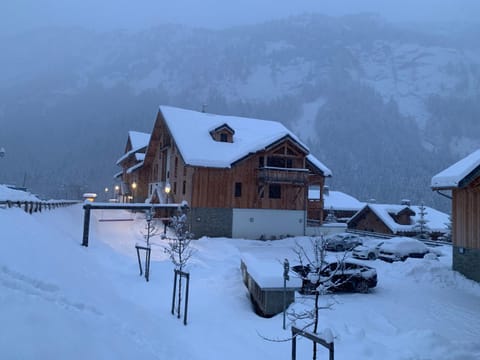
453 246 480 282
189 207 233 238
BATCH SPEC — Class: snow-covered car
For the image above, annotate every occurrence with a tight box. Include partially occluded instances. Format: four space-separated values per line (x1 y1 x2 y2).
378 237 429 262
352 241 384 260
292 261 377 294
324 233 362 252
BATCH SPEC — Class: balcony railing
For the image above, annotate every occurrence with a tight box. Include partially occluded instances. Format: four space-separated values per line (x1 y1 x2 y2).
257 167 310 185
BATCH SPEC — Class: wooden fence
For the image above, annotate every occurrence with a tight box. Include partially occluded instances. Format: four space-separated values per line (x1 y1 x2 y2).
0 200 79 213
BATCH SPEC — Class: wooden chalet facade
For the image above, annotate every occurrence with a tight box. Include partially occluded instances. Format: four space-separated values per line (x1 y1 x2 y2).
432 149 480 282
115 131 150 202
117 106 332 239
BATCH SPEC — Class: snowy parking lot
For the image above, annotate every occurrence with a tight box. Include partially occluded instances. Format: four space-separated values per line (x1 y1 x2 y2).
1 204 479 359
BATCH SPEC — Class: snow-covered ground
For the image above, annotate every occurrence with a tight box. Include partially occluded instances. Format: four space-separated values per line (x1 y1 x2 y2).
1 204 479 359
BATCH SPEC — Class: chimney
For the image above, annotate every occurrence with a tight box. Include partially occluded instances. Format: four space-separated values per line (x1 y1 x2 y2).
401 199 411 206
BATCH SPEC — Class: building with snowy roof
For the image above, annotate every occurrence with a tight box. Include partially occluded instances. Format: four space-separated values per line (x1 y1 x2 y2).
117 105 332 238
347 202 449 240
308 186 364 223
115 131 150 202
431 149 480 282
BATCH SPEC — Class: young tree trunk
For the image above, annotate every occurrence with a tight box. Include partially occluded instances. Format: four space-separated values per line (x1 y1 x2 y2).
312 290 320 360
177 240 183 318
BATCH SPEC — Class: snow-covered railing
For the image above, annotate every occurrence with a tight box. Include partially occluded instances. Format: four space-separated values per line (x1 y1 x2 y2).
0 200 80 213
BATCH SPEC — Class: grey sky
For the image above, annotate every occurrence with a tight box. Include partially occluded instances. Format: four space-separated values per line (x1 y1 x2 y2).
2 0 479 34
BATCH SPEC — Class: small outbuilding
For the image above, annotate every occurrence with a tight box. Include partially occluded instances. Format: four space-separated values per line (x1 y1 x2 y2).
431 149 480 282
347 203 449 239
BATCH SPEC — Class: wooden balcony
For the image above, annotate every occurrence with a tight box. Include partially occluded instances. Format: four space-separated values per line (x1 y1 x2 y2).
257 167 310 185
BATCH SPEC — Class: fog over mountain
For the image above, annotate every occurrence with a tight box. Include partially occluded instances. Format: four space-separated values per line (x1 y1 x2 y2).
1 11 479 211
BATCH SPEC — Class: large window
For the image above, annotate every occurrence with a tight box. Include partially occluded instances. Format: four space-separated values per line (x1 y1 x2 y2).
235 182 242 197
269 184 281 199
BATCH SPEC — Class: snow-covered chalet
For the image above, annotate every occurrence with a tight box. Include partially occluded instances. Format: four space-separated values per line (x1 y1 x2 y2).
347 202 449 239
115 131 150 202
116 105 332 239
432 149 480 282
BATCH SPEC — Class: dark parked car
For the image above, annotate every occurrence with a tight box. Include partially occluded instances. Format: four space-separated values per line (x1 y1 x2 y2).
292 261 377 294
325 233 362 252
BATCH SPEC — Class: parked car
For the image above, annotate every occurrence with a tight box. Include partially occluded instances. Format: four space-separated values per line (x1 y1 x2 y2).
352 241 384 260
378 237 429 262
324 233 362 252
292 261 377 294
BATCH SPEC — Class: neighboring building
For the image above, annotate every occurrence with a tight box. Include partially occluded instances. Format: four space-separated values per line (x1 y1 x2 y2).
431 149 480 282
117 105 332 239
115 131 150 202
308 186 364 223
347 203 449 239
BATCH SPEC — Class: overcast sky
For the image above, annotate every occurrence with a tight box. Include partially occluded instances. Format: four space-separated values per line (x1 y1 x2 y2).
2 0 480 34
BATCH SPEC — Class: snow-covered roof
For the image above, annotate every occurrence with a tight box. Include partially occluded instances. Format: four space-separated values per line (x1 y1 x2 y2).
129 131 150 150
351 203 449 233
159 105 332 175
431 149 480 189
126 161 144 174
116 131 150 165
0 185 41 202
320 190 364 211
113 170 123 179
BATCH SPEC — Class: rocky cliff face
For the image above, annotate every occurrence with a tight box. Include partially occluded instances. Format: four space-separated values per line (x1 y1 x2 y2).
1 14 478 209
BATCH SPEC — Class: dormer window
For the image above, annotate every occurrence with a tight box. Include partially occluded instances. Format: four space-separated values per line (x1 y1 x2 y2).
210 123 235 143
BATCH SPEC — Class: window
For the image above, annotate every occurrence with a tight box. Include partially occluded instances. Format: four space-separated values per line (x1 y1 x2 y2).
269 184 281 199
235 182 242 197
174 182 177 195
182 180 186 195
220 133 228 142
174 157 178 177
267 156 285 168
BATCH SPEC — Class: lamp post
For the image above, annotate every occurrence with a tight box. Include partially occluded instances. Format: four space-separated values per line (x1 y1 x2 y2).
164 181 171 204
0 147 5 158
114 185 120 202
132 182 137 203
104 187 109 202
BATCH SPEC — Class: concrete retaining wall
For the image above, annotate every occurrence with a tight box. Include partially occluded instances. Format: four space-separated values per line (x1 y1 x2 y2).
453 246 480 282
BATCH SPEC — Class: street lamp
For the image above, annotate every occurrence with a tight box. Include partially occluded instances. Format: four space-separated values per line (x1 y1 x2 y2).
114 185 120 202
164 181 171 204
104 187 109 201
132 182 137 203
0 147 5 158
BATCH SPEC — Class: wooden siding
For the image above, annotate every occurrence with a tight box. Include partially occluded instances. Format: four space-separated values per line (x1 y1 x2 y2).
348 210 393 235
190 150 310 211
139 111 327 225
453 186 480 249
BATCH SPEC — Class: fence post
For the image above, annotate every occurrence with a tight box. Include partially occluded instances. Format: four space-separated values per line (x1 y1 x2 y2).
82 204 91 247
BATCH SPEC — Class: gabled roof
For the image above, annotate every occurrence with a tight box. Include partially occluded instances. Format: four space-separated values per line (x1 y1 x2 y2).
129 131 150 150
116 131 150 165
324 191 364 211
154 105 332 176
210 123 235 135
308 187 364 211
349 203 449 233
431 149 480 189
